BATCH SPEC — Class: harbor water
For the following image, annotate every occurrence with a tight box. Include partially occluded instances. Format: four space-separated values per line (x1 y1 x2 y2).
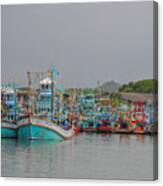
1 133 157 180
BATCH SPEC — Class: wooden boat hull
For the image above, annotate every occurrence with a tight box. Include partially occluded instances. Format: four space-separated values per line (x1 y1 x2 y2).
96 126 113 133
1 121 17 138
74 126 82 133
83 127 97 132
134 126 145 134
17 115 75 140
114 128 133 134
80 119 97 132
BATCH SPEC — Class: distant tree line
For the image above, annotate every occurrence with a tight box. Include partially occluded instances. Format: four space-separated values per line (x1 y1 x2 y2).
65 79 158 95
118 79 158 93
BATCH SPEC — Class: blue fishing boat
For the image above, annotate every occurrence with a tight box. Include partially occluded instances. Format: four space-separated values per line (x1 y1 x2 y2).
78 94 97 132
17 68 75 140
1 85 17 138
17 115 74 140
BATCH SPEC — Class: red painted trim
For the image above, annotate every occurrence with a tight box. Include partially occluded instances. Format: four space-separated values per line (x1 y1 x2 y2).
17 123 29 127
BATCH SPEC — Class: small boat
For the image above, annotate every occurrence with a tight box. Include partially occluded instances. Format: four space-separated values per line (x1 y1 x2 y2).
1 85 17 138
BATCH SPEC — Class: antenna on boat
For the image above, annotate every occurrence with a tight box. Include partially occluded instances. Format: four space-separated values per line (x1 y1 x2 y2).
51 69 55 120
97 80 101 98
13 82 17 123
50 67 60 121
27 71 32 88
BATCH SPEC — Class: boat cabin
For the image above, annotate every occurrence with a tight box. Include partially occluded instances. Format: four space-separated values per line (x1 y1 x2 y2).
37 77 59 116
37 77 52 114
78 93 96 115
1 87 16 122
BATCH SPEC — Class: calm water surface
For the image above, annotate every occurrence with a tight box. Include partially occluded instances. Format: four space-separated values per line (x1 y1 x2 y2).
1 133 156 180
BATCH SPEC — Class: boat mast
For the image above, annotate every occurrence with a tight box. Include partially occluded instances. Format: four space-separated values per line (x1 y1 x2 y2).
13 83 17 123
51 69 55 120
27 71 32 89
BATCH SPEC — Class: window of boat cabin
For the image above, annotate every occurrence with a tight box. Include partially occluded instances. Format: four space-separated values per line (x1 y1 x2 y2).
89 122 94 127
6 94 9 100
10 94 13 100
9 94 13 100
8 105 13 110
10 115 14 120
46 84 49 89
7 115 13 121
6 94 11 100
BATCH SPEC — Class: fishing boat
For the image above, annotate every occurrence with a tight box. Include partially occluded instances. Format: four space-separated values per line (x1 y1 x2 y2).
1 85 17 138
96 113 113 133
114 117 133 134
131 110 145 134
97 125 113 133
82 117 97 132
17 68 75 140
78 94 97 132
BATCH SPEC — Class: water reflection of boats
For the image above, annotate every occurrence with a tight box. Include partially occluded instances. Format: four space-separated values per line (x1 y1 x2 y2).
136 134 144 142
119 134 131 143
119 134 145 143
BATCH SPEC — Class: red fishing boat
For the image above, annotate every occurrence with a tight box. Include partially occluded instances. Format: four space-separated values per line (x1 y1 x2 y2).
96 119 113 133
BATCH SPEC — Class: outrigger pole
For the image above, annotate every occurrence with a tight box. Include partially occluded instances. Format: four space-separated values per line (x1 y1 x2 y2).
51 69 55 121
27 71 32 88
50 67 60 121
13 83 17 123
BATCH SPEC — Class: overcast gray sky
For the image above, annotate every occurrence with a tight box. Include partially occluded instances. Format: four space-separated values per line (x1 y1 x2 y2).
1 1 153 88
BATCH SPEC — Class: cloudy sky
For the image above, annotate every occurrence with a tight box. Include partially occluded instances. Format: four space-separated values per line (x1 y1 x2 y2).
1 1 154 88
